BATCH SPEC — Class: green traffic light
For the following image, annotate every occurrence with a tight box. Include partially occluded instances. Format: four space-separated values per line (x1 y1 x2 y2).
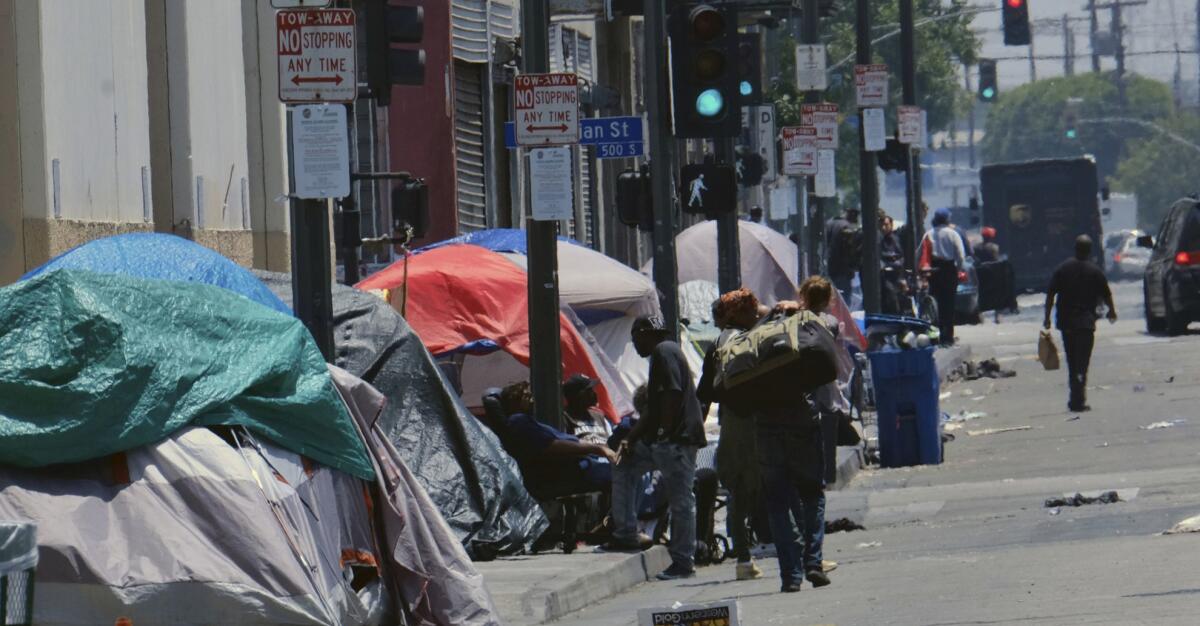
982 86 996 100
740 81 752 97
1066 129 1078 139
696 89 725 118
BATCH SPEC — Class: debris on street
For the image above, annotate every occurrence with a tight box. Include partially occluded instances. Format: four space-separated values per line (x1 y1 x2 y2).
1043 491 1121 508
1163 514 1200 535
856 541 883 549
967 425 1032 436
1141 419 1186 430
948 358 1017 382
826 518 866 533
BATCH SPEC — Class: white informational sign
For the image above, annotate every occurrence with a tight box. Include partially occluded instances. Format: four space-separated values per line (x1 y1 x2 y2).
272 0 331 7
898 105 923 145
801 103 839 150
529 147 574 221
291 104 350 199
815 149 837 198
794 44 828 91
863 107 886 152
514 73 581 146
770 181 796 220
751 105 777 182
854 63 889 108
781 126 818 176
277 9 356 103
638 600 739 626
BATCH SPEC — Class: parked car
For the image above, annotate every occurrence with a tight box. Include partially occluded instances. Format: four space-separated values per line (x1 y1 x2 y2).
1104 230 1133 276
1112 233 1151 279
1142 198 1200 335
956 256 982 324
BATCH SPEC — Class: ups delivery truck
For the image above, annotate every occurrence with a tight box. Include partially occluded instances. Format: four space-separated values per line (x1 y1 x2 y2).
980 157 1104 293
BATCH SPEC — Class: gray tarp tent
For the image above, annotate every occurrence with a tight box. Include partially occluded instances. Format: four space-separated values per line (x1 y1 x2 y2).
256 272 547 557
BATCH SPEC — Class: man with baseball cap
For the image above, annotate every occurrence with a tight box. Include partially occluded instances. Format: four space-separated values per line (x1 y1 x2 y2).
607 316 706 581
562 374 611 446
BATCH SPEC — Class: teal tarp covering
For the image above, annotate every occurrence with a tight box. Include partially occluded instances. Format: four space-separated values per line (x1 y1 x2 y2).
0 270 373 479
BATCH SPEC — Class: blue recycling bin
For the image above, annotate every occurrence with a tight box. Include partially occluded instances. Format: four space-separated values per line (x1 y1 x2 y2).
868 347 942 468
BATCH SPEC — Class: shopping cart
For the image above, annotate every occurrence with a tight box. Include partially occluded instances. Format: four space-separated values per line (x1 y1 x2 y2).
0 522 36 626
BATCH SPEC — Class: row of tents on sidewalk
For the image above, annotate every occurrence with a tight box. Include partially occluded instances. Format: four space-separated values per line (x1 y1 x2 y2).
0 221 857 625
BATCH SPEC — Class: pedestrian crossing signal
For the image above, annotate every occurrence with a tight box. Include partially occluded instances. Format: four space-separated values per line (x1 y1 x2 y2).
680 164 736 216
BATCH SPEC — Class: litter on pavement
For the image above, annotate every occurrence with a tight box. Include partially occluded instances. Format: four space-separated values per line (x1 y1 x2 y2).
1163 514 1200 535
826 518 866 533
948 358 1018 382
1141 419 1186 430
967 425 1032 436
1044 491 1121 508
856 541 882 549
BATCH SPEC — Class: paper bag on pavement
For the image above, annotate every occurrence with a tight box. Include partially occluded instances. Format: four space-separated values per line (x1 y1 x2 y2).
1038 330 1060 371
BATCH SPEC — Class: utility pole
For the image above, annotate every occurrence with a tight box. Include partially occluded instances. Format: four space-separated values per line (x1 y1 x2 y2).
1028 30 1038 82
1063 14 1075 76
802 0 821 280
1089 0 1101 72
964 63 976 170
522 0 564 430
856 0 880 314
899 0 923 274
644 0 680 332
716 138 741 294
1112 1 1126 105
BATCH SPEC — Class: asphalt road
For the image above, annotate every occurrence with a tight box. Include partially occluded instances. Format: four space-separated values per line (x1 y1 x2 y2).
555 281 1200 625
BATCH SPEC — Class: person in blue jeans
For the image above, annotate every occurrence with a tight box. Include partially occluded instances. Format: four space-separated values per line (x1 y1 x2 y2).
756 396 830 593
608 316 706 581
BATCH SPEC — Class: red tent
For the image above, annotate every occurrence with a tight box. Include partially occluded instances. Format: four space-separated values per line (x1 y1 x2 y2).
357 244 621 421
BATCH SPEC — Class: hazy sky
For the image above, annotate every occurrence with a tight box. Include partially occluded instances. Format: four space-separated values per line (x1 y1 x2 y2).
966 0 1197 101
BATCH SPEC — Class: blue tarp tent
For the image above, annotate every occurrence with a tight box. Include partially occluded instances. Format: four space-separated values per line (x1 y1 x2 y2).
22 233 289 315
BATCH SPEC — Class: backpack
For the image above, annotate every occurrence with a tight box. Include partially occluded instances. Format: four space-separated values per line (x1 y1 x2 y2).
713 310 839 413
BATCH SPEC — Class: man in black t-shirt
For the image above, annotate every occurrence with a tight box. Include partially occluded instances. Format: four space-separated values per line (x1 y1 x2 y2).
1045 235 1118 412
608 316 706 580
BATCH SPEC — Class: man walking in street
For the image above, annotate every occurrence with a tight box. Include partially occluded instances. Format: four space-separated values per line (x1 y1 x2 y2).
1044 235 1117 412
697 288 765 582
609 317 706 581
920 208 966 346
825 207 862 304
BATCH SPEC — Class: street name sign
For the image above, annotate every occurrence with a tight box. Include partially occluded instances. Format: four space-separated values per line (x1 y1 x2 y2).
277 9 356 103
504 116 642 158
529 147 575 221
854 63 888 108
514 73 581 146
898 105 923 145
801 103 839 150
781 126 818 176
795 44 828 91
291 104 349 199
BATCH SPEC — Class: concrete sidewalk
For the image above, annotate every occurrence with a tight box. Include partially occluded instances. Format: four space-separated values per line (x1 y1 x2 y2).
477 546 671 625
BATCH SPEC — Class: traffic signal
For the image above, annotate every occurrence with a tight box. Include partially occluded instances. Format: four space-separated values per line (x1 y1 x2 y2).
1064 110 1079 139
1002 0 1031 46
680 164 737 215
392 177 429 239
735 146 765 187
366 0 427 107
978 59 998 102
737 33 763 106
668 4 740 138
616 166 653 232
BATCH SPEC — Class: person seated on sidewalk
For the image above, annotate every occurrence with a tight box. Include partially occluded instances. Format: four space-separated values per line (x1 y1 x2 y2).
489 382 617 499
563 374 613 446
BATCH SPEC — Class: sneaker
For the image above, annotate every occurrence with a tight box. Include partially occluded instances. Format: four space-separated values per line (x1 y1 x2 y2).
735 560 764 581
821 559 838 573
806 569 832 588
781 581 802 593
602 534 650 552
656 564 697 581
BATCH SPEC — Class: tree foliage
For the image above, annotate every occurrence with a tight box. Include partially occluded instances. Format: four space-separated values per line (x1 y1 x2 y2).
980 72 1174 181
767 0 980 207
1111 113 1200 229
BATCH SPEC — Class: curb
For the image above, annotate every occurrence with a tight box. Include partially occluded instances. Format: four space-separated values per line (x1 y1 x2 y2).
489 545 671 624
830 445 864 490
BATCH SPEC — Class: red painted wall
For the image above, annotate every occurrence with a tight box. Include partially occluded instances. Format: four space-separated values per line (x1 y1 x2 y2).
387 0 458 244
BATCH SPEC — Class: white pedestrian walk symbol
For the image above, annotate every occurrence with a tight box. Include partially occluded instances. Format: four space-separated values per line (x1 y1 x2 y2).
688 174 708 209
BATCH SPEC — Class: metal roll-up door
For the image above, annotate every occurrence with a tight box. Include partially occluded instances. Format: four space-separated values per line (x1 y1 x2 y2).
454 62 488 233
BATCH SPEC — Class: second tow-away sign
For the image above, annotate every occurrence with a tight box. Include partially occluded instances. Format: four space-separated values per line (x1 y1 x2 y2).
277 9 355 103
514 73 580 146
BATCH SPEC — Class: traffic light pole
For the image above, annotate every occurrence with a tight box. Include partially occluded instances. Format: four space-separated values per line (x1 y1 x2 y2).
716 137 741 294
645 0 680 333
522 0 564 430
286 108 335 363
899 0 924 273
856 0 881 314
801 0 821 280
